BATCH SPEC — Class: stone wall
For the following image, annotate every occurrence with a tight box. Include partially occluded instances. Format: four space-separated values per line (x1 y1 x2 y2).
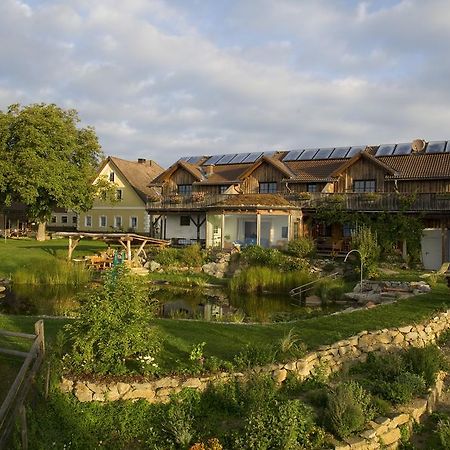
332 371 446 450
61 309 450 404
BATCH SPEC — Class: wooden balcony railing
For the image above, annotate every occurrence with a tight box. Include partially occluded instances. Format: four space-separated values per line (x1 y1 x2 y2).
146 192 450 212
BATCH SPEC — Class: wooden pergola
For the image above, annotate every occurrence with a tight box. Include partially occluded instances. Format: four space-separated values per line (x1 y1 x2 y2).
54 232 170 261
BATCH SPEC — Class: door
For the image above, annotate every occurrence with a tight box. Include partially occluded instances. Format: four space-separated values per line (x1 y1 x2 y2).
244 221 257 245
421 229 442 270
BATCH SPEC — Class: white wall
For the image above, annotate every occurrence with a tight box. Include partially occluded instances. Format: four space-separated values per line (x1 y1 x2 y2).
165 214 205 240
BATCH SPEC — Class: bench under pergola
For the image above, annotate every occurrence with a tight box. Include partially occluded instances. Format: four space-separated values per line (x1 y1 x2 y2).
54 232 170 261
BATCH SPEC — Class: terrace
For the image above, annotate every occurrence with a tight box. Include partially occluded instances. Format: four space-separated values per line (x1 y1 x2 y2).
146 192 450 213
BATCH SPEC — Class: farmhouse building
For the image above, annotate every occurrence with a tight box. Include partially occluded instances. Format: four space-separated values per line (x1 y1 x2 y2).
146 139 450 270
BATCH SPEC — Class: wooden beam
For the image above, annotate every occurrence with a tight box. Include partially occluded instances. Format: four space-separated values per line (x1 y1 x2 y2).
136 240 148 257
67 236 80 261
127 239 132 261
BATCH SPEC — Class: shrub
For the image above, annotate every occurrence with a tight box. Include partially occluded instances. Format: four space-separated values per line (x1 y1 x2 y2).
190 438 223 450
235 399 325 450
404 344 446 386
351 225 380 277
325 381 374 439
64 266 162 375
278 329 307 359
437 418 450 449
240 245 284 267
233 343 277 369
286 237 316 258
150 247 181 266
313 278 346 304
181 244 205 267
374 372 426 405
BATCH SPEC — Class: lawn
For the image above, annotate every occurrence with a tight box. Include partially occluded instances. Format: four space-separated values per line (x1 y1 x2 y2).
0 238 107 278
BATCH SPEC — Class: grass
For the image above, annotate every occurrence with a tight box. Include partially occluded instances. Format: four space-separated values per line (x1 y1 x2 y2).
0 238 107 278
1 283 449 374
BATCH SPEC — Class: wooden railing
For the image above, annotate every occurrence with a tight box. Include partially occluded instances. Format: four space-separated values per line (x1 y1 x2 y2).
147 192 450 212
0 320 45 449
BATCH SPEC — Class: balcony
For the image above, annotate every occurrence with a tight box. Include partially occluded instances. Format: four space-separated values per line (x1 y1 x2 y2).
146 192 450 213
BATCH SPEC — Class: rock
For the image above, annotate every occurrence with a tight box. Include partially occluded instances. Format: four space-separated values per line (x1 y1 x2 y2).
60 378 73 394
182 378 202 388
0 286 5 293
272 368 288 383
149 261 161 272
379 428 401 446
154 377 179 389
304 295 322 306
74 382 93 402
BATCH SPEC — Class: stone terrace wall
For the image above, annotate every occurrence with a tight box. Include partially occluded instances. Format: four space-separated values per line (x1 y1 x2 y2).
61 310 450 404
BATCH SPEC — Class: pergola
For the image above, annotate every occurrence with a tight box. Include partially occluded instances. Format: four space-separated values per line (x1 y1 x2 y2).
54 232 170 261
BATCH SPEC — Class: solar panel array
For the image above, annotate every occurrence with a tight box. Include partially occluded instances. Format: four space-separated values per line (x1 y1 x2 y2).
282 146 366 162
203 151 275 165
375 141 450 157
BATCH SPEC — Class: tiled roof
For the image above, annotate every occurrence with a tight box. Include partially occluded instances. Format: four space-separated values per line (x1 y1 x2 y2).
378 153 450 179
197 164 249 184
110 157 164 201
216 194 295 208
284 159 345 181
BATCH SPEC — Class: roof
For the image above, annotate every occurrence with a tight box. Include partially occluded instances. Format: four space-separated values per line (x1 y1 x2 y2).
152 160 204 184
108 157 164 201
378 153 450 179
216 194 295 208
283 159 345 182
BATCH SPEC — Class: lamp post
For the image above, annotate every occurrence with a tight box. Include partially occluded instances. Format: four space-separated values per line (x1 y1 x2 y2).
344 249 363 293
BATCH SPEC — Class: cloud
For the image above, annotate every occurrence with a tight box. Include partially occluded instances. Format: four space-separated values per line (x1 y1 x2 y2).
0 0 449 166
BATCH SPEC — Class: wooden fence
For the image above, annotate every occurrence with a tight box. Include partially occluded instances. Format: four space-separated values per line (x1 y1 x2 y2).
0 320 45 449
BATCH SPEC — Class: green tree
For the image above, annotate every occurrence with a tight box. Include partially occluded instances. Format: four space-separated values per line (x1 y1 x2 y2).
0 103 103 240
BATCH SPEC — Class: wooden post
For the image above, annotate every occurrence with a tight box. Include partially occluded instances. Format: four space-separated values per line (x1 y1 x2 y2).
19 404 28 450
256 213 261 246
126 239 132 261
34 320 45 355
221 213 225 249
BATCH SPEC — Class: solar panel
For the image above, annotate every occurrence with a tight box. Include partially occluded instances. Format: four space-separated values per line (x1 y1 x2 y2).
375 144 395 157
242 152 263 163
313 148 334 160
393 143 411 155
330 147 350 158
229 153 250 164
283 150 303 161
298 149 319 160
217 154 237 164
347 146 365 158
179 156 190 161
426 141 447 154
204 154 224 165
186 156 203 164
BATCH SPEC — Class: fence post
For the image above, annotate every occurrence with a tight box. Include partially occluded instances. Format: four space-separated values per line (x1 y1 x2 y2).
19 405 28 450
34 320 45 355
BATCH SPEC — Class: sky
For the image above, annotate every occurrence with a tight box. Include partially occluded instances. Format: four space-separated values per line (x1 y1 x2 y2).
1 0 450 167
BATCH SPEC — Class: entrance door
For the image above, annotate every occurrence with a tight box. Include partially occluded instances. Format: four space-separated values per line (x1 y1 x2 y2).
421 229 442 270
244 221 257 245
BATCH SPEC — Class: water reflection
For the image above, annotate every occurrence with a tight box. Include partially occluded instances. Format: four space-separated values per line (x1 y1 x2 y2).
0 283 340 323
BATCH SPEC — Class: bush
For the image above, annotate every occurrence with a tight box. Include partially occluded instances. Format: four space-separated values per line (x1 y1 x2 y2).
325 381 374 439
180 244 205 267
64 266 162 375
233 343 277 369
286 237 316 258
351 225 380 277
313 278 346 304
235 399 325 450
150 247 181 266
374 372 426 405
437 418 450 449
404 344 446 386
240 245 285 267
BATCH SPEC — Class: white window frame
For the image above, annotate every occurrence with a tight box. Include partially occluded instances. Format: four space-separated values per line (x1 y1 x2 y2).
85 215 92 227
99 215 107 227
116 189 123 200
109 171 115 182
114 216 122 229
130 216 138 229
61 215 68 224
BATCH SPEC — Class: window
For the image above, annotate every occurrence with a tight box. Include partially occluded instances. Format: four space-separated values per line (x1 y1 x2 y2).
72 216 77 224
85 216 92 227
281 226 288 239
109 172 115 182
219 185 228 194
343 223 353 238
130 216 138 228
116 189 123 200
307 184 317 193
180 216 191 226
51 216 57 223
178 184 192 196
99 216 107 227
115 216 122 228
259 182 277 193
61 216 68 224
353 180 376 193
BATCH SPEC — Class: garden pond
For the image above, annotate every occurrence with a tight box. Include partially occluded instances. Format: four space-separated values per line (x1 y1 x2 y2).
0 282 343 322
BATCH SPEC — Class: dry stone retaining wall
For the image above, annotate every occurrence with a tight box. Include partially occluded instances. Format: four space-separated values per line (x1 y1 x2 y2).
61 309 450 405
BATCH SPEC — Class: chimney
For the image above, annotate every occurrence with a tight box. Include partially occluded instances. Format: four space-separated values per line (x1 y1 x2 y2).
137 158 146 164
205 165 214 176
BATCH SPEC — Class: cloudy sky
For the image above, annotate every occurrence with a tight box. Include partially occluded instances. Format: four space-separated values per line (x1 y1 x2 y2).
1 0 449 167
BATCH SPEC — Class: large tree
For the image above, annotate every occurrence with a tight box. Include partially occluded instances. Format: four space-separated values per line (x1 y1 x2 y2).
0 103 103 240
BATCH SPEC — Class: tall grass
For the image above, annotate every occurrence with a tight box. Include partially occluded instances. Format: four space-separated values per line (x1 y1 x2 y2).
230 267 313 294
12 260 92 285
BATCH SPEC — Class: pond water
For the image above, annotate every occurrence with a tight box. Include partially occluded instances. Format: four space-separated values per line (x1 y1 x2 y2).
0 282 342 323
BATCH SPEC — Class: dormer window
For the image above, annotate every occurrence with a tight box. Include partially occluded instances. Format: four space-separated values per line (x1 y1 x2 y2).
109 172 115 182
116 189 123 200
353 180 376 193
259 182 277 194
178 184 192 196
